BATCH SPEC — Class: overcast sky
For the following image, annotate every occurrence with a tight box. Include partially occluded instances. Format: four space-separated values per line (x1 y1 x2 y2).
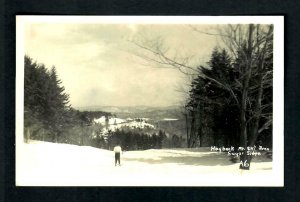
24 23 219 108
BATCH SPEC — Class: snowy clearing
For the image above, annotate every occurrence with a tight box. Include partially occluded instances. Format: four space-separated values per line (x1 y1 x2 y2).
162 118 178 121
94 116 155 135
16 141 274 186
94 116 126 125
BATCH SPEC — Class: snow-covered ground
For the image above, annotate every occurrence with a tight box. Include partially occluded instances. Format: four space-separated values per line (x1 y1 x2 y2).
16 141 275 186
94 116 155 135
94 116 126 125
162 118 178 121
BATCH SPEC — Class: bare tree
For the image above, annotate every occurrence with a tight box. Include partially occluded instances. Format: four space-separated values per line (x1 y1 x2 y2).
130 24 273 169
216 24 273 169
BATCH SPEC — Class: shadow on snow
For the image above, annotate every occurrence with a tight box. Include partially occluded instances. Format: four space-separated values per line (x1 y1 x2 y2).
123 152 233 166
123 150 272 167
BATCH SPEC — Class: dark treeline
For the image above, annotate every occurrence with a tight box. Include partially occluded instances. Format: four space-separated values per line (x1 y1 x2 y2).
106 129 185 150
81 111 112 122
24 55 71 143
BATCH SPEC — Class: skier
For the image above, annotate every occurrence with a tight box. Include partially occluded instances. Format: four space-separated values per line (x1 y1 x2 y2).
113 145 122 166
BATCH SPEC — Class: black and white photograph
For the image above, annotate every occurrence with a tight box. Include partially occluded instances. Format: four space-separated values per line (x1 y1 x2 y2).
15 16 284 186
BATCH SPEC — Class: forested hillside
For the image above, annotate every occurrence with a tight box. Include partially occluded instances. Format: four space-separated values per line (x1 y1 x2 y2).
23 56 185 149
24 56 109 145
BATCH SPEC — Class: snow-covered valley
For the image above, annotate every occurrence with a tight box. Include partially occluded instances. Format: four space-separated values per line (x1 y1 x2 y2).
16 141 275 186
94 116 155 135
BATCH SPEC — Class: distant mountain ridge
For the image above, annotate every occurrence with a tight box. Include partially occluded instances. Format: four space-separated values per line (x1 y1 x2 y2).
76 105 181 114
76 105 186 137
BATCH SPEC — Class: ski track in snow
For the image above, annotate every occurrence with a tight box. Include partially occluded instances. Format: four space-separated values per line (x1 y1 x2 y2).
16 141 273 186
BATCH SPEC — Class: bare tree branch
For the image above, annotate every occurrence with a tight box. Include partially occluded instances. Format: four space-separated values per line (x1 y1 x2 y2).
130 38 241 105
258 118 273 134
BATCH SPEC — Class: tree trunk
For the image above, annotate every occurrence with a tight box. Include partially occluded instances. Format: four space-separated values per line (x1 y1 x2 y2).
42 128 45 141
239 24 254 170
249 65 264 147
197 103 203 147
55 132 58 143
184 112 190 148
239 76 251 169
189 111 196 148
240 99 250 170
249 25 273 147
25 127 30 143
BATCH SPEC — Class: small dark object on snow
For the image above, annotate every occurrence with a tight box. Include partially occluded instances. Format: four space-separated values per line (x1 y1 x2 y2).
114 145 122 166
266 151 272 159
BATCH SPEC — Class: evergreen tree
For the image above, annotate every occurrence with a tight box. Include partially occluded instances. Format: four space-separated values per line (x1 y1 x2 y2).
24 56 51 140
24 56 71 142
187 49 239 147
46 67 71 142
